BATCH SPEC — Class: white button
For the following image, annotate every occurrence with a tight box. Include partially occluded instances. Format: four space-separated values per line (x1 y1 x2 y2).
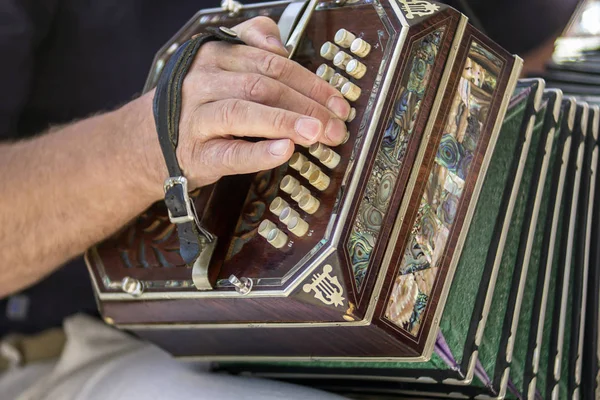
288 216 309 237
319 148 341 169
266 228 288 248
347 107 357 122
269 197 289 216
320 41 339 60
280 175 300 194
300 161 321 179
329 73 349 90
341 82 361 102
291 185 310 202
309 169 331 191
258 220 277 239
298 193 320 214
341 129 350 144
279 206 300 225
289 152 307 171
309 142 327 159
316 64 335 81
350 38 371 58
346 59 367 79
333 51 352 69
334 29 356 48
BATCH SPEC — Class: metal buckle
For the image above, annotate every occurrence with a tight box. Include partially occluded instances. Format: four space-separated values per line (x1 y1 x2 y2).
164 176 195 224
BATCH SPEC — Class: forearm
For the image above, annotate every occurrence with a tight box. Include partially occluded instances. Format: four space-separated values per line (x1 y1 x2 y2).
0 95 160 297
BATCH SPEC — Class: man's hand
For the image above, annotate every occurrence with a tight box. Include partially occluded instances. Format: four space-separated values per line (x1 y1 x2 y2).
0 17 351 297
132 17 351 197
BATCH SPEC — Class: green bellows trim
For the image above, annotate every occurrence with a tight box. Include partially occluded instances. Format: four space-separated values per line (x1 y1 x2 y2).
537 188 567 399
510 114 564 395
475 105 548 386
439 98 530 367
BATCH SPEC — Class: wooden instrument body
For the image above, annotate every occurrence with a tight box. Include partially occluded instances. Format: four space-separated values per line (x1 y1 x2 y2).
86 0 521 361
215 85 595 400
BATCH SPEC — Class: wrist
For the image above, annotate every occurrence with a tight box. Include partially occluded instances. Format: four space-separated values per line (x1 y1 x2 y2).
113 90 168 203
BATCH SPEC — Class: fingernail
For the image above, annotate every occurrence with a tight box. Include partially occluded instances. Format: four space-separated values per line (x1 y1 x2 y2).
266 35 289 55
295 117 322 141
269 139 291 156
325 118 347 144
327 96 351 120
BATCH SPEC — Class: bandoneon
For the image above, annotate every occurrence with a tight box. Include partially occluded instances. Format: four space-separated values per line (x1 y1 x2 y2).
85 0 600 398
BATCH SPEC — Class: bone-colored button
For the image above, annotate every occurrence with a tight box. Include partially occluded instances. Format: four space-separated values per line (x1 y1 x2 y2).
350 38 371 58
334 29 356 48
347 107 357 122
320 41 340 60
291 185 310 202
319 148 341 169
258 220 277 239
309 142 327 159
316 64 335 81
288 216 309 237
346 59 367 79
341 82 361 102
341 129 350 145
298 193 320 214
266 228 288 248
329 73 349 90
309 169 331 191
300 161 321 179
289 152 307 171
333 51 352 69
279 206 300 225
269 197 289 216
280 175 300 194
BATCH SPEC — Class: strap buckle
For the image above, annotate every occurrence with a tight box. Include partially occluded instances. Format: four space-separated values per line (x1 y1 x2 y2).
164 176 195 224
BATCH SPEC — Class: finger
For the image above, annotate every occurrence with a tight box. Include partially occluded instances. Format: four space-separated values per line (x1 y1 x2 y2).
211 45 352 120
197 138 294 180
232 16 288 57
192 99 347 147
185 71 347 146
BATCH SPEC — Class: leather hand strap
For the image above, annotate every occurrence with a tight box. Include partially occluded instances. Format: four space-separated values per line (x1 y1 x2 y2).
153 27 244 265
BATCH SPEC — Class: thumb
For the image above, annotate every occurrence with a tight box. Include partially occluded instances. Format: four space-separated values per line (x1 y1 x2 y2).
232 16 289 57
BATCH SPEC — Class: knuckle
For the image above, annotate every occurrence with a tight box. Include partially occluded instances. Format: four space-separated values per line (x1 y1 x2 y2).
221 142 249 173
195 42 222 66
250 16 277 31
188 140 205 168
271 110 289 133
243 74 269 101
307 78 327 100
218 99 245 129
260 53 287 80
303 102 321 120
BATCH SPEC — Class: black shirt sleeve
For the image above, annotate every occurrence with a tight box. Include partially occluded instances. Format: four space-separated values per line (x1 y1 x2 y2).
0 0 57 140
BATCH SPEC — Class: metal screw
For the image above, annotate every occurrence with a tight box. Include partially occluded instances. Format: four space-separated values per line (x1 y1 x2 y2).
121 277 144 297
228 275 253 295
219 26 238 38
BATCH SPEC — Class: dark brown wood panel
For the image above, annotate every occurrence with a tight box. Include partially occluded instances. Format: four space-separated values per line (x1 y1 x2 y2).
133 322 420 358
342 9 461 318
372 25 518 355
102 295 347 325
